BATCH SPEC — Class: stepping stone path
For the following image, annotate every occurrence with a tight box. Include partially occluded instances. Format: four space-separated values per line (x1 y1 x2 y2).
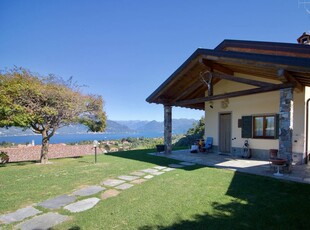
37 195 77 210
130 171 145 176
163 167 176 172
115 183 134 190
72 185 105 197
150 171 165 175
0 206 41 224
154 166 167 170
0 160 196 229
144 175 154 179
101 189 120 200
141 168 159 174
131 178 147 184
101 179 125 187
64 198 100 213
118 175 140 181
15 212 69 230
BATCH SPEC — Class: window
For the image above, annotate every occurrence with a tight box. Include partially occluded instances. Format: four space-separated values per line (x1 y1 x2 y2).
253 115 277 139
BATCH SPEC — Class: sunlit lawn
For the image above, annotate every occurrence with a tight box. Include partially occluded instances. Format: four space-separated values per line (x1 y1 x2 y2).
1 149 310 229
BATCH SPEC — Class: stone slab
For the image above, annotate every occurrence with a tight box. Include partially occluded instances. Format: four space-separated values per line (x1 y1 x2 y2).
15 212 69 230
163 167 176 172
131 179 147 184
64 198 100 213
179 162 196 166
118 175 140 181
37 195 77 210
115 183 133 190
168 164 184 168
101 189 120 200
144 175 154 179
130 171 145 176
72 185 105 197
0 206 42 224
153 166 167 170
101 179 125 187
140 168 159 174
150 171 165 176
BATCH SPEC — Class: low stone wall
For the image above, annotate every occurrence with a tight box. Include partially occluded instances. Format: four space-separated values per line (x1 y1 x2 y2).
0 144 95 162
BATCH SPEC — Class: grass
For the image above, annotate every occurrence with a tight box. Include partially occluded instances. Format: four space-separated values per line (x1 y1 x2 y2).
1 149 310 229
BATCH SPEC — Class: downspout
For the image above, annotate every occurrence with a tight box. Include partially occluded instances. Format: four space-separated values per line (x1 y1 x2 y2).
306 98 310 164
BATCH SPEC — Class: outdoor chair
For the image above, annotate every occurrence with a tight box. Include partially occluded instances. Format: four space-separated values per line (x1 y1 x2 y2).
204 137 213 152
269 149 278 171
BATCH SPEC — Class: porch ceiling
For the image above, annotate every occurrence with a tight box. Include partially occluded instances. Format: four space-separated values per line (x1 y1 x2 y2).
146 45 310 110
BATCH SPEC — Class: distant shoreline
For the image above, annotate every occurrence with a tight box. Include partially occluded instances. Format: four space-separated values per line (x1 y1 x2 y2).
0 132 168 145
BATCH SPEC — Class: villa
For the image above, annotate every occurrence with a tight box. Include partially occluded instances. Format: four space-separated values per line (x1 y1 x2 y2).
147 33 310 165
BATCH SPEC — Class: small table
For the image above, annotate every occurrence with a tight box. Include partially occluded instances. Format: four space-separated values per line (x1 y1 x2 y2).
270 158 286 176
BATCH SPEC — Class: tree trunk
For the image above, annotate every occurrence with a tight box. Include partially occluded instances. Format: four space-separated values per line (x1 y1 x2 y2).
40 132 50 164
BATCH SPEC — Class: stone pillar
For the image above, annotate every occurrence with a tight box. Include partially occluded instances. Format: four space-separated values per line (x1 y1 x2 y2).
279 88 293 160
164 105 172 154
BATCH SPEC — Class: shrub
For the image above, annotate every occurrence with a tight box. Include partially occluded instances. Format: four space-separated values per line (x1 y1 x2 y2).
0 151 9 164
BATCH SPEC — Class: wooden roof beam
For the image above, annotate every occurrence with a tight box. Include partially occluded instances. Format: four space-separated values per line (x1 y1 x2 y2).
203 72 276 87
175 83 295 106
278 69 303 92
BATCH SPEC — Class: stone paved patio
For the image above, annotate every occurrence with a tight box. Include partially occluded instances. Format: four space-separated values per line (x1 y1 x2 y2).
150 149 310 184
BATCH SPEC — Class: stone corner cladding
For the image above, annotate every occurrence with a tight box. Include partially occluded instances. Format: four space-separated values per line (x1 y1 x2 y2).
0 144 94 162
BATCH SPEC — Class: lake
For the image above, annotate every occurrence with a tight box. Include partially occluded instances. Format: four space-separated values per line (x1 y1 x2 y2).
0 132 164 145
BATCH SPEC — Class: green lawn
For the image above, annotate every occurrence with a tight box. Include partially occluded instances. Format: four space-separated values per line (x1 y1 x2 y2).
1 149 310 229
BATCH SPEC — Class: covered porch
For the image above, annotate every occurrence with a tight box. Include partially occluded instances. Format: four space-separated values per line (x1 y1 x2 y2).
146 38 310 164
150 149 310 184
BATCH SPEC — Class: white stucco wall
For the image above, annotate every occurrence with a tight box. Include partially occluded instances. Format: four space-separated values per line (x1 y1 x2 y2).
204 73 307 160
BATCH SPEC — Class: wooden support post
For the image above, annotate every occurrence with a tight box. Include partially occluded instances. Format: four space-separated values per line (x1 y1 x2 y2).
164 105 172 154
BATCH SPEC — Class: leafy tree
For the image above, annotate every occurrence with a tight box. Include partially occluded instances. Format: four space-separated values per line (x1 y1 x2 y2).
0 67 106 163
175 117 205 147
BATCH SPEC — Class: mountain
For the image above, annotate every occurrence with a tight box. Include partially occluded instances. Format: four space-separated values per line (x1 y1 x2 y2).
114 119 197 134
137 120 163 133
105 120 134 133
0 119 197 136
115 120 149 130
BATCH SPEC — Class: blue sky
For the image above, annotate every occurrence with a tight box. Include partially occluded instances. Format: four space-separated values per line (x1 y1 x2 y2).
0 0 309 121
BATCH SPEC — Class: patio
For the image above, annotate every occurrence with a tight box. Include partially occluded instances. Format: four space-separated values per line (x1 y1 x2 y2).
150 149 310 184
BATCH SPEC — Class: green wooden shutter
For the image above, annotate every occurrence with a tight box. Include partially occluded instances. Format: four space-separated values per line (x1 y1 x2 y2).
242 116 252 138
275 114 279 139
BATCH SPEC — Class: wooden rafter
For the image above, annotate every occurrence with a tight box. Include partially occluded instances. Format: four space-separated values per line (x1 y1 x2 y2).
172 78 205 102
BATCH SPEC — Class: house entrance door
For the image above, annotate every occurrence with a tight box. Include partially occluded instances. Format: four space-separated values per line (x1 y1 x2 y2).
219 113 232 153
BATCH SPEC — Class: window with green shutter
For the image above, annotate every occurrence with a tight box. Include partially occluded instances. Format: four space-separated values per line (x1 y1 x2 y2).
241 114 279 139
241 116 252 138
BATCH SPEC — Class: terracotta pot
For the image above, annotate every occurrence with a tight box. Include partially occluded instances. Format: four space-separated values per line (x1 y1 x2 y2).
270 158 286 165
